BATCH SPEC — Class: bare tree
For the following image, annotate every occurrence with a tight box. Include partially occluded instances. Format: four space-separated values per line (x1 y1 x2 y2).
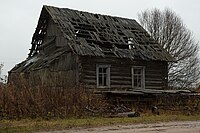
0 63 4 82
138 8 200 89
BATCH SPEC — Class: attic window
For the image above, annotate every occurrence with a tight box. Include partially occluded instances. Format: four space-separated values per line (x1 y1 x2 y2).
128 38 135 49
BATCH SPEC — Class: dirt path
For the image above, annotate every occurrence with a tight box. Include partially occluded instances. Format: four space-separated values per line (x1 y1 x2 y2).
39 121 200 133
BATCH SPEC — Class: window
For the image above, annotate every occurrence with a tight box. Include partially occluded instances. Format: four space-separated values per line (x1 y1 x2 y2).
132 66 145 89
96 65 110 88
128 38 136 49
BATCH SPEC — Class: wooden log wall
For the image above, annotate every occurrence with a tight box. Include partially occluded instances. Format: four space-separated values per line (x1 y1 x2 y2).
9 52 77 88
80 56 168 90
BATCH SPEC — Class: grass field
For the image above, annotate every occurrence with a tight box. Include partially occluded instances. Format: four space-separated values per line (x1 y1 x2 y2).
1 115 200 133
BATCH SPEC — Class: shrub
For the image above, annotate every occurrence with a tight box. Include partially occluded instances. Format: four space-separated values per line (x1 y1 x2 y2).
0 83 108 119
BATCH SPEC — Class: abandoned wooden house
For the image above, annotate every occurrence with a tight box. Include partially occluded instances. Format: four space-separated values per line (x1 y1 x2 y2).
8 5 175 91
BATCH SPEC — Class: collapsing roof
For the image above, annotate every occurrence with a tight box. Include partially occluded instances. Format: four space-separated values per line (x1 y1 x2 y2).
28 5 175 62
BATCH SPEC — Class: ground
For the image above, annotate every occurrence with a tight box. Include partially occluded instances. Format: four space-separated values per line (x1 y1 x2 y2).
38 121 200 133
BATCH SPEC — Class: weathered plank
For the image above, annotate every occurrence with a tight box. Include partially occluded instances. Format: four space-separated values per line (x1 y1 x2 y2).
80 56 168 90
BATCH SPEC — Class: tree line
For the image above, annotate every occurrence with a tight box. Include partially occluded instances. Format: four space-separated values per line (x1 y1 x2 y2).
138 8 200 89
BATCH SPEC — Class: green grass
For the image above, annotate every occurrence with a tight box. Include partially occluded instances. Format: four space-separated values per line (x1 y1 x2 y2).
1 115 200 133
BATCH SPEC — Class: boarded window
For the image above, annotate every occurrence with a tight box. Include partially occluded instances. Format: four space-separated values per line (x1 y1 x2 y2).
132 66 145 89
96 65 110 88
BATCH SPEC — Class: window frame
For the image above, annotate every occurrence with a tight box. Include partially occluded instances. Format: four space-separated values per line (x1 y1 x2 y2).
96 64 111 88
131 66 145 89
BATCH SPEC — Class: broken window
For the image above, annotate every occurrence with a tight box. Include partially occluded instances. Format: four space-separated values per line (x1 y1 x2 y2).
132 66 145 89
128 37 136 49
96 65 110 88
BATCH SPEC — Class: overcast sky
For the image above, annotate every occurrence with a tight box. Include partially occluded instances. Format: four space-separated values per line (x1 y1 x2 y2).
0 0 200 76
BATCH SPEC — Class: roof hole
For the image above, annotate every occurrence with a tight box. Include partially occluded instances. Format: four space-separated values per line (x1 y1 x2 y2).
80 12 84 16
129 45 135 49
128 37 133 44
115 44 129 49
71 18 76 21
103 16 107 20
128 38 136 49
75 30 79 34
94 14 99 19
113 17 118 22
74 30 79 37
38 29 42 34
105 24 109 27
116 25 120 28
129 45 131 49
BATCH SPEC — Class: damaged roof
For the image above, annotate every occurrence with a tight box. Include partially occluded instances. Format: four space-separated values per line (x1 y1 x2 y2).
29 5 175 61
11 47 69 73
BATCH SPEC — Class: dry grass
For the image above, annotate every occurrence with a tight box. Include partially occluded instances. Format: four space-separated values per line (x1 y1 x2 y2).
1 115 200 133
1 82 200 119
1 77 200 132
0 83 108 119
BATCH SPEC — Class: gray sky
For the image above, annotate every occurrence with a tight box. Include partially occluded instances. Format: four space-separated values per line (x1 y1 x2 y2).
0 0 200 76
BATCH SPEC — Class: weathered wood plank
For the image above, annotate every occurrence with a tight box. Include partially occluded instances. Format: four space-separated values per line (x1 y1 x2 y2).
80 56 168 90
111 80 132 85
111 85 132 88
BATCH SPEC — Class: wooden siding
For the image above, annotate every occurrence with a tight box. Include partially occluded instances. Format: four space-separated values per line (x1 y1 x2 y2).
45 18 69 48
46 18 62 37
79 56 168 90
9 52 77 87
